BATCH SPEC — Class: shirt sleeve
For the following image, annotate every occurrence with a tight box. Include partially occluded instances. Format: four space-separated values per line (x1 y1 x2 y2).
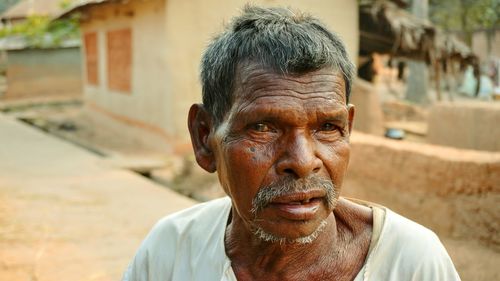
120 217 177 281
121 244 150 281
410 235 461 281
365 210 462 281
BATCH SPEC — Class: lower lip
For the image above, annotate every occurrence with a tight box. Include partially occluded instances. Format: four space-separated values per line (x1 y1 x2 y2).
269 199 322 220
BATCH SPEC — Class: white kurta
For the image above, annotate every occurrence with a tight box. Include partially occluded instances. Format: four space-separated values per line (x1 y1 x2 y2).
123 197 460 281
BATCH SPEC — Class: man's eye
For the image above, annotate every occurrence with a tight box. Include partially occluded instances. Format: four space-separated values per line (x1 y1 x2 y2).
251 123 271 132
321 123 338 131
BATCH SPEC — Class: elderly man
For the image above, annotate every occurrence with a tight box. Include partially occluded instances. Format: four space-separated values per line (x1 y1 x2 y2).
123 6 460 281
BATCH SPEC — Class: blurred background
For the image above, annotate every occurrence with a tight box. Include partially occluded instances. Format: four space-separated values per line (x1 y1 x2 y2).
0 0 498 280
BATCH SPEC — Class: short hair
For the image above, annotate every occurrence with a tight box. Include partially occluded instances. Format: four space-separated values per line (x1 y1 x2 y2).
200 5 355 126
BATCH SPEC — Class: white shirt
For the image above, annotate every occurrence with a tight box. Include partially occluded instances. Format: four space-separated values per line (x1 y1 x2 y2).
123 197 461 281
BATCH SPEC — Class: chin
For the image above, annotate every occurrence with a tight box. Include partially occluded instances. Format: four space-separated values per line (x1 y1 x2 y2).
252 219 328 245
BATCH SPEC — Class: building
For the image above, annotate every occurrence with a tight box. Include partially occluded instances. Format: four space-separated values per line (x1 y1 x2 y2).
59 0 359 153
472 28 500 63
1 45 82 100
472 28 499 88
0 0 82 100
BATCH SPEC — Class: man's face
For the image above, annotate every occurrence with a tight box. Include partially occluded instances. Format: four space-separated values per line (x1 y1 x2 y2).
210 65 353 242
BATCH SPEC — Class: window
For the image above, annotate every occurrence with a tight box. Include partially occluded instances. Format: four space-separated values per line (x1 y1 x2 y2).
84 32 99 85
106 28 132 93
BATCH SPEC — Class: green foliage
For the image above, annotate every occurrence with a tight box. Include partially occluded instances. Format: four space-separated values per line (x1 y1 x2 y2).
0 15 80 48
430 0 499 32
59 0 73 10
429 0 499 46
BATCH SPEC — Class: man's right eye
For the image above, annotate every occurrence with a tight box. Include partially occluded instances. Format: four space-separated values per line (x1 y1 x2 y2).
251 123 271 132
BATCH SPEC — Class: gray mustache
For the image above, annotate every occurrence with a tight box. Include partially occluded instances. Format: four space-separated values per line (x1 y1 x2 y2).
250 176 336 215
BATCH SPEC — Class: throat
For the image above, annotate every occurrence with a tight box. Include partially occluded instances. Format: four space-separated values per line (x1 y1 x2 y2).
229 240 344 281
225 215 340 280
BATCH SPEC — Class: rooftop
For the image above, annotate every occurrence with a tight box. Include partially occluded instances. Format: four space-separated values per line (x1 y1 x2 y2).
1 0 66 20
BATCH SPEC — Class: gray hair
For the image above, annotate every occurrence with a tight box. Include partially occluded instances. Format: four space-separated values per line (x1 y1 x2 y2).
200 5 356 126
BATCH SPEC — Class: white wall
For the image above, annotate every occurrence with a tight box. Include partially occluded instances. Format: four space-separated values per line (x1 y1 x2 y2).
81 0 176 151
80 0 359 152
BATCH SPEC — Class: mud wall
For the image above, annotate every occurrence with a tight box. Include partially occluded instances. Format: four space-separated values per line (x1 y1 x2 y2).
344 132 500 250
427 102 500 152
4 47 82 100
350 79 384 135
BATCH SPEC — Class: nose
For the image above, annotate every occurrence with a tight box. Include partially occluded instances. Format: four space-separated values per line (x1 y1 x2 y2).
275 131 322 179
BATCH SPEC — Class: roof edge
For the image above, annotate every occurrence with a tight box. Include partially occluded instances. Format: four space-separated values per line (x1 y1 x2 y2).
54 0 113 20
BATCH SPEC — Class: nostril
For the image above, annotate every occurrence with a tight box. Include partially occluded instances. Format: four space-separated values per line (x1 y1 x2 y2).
313 167 320 173
283 168 295 175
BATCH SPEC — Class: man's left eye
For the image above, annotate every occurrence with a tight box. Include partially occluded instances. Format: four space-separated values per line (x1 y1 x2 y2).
320 122 338 131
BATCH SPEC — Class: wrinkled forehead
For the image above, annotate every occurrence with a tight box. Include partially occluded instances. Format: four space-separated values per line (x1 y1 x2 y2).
232 62 347 104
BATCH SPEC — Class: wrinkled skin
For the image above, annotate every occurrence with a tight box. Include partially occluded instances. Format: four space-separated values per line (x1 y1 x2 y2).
188 64 373 281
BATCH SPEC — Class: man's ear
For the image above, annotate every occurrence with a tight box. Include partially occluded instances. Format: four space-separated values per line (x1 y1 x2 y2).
187 104 216 173
347 104 355 134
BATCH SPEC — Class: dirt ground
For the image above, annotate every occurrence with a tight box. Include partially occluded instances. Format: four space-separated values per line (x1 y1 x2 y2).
0 113 195 281
1 100 498 280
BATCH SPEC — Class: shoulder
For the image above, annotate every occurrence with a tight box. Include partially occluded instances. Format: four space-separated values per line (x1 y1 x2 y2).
142 196 231 252
122 197 232 281
383 209 442 251
148 196 231 241
365 209 461 280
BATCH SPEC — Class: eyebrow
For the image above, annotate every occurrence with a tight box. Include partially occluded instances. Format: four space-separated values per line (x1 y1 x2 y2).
314 108 348 126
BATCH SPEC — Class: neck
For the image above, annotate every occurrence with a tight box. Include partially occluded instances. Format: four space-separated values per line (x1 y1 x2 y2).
224 210 340 279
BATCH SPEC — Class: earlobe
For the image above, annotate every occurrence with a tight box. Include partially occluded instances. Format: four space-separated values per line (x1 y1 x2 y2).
187 104 217 173
347 104 355 134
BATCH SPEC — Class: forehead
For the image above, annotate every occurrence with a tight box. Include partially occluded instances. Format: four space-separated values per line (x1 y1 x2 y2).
231 64 347 112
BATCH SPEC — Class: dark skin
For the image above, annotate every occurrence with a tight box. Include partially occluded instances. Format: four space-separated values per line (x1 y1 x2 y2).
188 64 373 280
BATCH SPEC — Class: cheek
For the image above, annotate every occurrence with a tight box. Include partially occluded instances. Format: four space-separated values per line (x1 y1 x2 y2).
336 141 351 166
226 141 273 174
223 143 273 208
321 141 351 182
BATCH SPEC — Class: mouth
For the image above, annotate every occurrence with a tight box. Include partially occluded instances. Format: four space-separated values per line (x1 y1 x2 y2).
267 190 325 220
276 197 322 205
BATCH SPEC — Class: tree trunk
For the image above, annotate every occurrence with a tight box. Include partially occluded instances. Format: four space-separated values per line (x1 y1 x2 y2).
406 0 430 104
460 0 473 47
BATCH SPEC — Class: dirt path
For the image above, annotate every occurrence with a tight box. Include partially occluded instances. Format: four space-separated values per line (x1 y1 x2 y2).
0 114 195 281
